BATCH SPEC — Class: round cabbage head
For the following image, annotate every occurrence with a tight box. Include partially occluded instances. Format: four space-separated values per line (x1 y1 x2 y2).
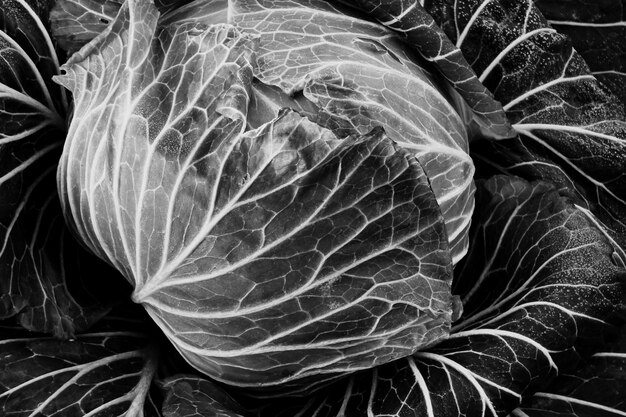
55 0 469 390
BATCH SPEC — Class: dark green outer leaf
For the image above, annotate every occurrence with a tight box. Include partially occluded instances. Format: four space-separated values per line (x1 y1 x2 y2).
424 0 626 260
1 0 67 113
0 0 115 337
0 315 158 416
336 0 515 140
262 176 626 416
534 0 626 106
512 329 626 417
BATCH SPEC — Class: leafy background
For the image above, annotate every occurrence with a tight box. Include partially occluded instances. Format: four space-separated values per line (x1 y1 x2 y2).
0 0 624 416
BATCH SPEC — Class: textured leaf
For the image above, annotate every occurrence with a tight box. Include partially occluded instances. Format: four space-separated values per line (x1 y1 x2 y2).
161 375 252 417
230 0 475 264
0 315 159 416
335 0 514 140
49 0 123 54
264 176 626 416
513 331 626 417
49 0 211 54
423 0 626 259
159 0 228 26
534 0 626 106
0 0 115 337
55 0 456 390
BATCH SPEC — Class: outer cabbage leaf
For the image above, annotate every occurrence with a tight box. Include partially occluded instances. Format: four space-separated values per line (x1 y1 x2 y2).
334 0 514 140
161 375 252 417
534 0 626 106
0 0 115 337
230 0 475 265
0 314 159 416
423 0 626 261
261 176 625 417
512 329 626 417
55 0 456 389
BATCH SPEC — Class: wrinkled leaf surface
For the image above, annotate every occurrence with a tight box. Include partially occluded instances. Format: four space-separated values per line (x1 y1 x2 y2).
230 0 475 264
55 0 456 389
263 176 625 416
336 0 514 140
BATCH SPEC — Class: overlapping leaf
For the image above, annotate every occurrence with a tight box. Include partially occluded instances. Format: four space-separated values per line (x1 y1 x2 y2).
49 0 227 53
423 0 626 259
49 0 123 54
0 315 159 416
55 0 456 390
159 0 227 26
335 0 514 140
0 0 115 337
230 0 475 264
534 0 626 105
161 376 252 417
261 176 625 416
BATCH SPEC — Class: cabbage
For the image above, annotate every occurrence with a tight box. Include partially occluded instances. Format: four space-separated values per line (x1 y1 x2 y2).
2 0 625 414
53 0 461 388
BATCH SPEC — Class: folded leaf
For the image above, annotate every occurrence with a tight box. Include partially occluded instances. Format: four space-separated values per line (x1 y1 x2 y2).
0 315 159 416
334 0 515 140
55 0 456 390
230 0 475 265
265 176 625 416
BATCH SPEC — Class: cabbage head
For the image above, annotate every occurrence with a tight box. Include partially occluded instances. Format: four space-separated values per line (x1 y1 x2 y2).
55 0 472 389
